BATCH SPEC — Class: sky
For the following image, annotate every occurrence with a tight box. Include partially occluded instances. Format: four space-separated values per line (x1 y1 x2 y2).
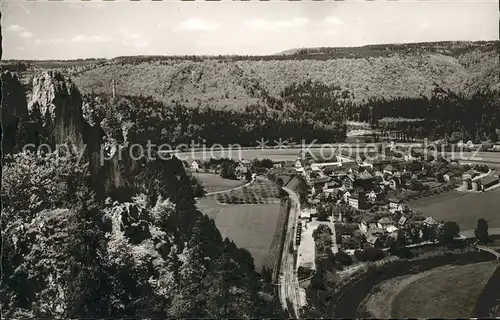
2 0 499 60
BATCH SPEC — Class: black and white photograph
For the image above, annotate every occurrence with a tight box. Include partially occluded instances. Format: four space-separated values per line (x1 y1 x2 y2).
1 0 499 318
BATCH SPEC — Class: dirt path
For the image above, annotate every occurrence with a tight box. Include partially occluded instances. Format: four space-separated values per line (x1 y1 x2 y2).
204 175 255 196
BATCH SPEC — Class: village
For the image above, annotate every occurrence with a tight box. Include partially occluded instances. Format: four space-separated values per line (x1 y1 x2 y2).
285 144 500 275
183 142 500 280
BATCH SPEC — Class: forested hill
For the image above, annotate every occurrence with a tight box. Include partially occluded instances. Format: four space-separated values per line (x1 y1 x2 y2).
3 41 498 112
278 41 497 58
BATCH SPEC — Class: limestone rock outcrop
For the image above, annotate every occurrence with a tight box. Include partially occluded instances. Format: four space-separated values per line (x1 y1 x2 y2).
27 71 86 148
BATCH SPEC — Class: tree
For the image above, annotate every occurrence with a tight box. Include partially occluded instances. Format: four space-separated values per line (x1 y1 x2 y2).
245 170 252 182
334 250 353 266
440 221 460 243
275 177 284 187
310 267 326 291
316 205 330 221
190 176 206 198
296 177 309 202
449 131 463 144
220 161 237 179
408 179 425 191
474 218 490 244
259 159 274 169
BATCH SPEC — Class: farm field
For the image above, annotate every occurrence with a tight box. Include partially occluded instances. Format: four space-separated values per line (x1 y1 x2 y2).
215 177 282 204
391 262 498 318
360 261 498 318
192 172 245 193
197 196 284 271
409 189 500 230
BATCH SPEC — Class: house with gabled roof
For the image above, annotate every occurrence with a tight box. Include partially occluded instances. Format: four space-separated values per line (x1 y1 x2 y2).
473 175 500 191
235 164 249 180
354 172 376 191
388 198 404 213
386 225 399 234
367 190 379 202
383 164 396 175
190 159 203 171
388 177 402 190
442 172 453 182
358 170 374 180
323 180 341 193
462 169 479 181
342 174 356 190
342 190 351 203
366 234 384 248
423 216 439 227
377 217 394 229
398 215 408 227
359 217 371 234
295 158 305 169
312 176 330 193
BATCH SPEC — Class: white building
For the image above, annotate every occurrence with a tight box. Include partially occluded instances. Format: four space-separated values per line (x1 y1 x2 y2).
190 160 202 171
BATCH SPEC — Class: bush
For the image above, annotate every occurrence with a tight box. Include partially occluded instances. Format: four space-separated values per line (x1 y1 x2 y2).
359 247 386 262
354 249 364 261
389 246 413 259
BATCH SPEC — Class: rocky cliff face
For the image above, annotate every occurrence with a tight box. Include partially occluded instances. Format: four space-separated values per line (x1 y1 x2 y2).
3 70 139 198
27 71 86 148
1 71 29 154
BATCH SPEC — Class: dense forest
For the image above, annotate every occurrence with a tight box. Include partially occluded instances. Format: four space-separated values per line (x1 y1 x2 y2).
360 87 500 142
1 71 283 318
81 92 347 147
80 78 499 148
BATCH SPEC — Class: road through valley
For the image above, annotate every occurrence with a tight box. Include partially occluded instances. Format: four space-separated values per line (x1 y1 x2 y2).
280 186 302 318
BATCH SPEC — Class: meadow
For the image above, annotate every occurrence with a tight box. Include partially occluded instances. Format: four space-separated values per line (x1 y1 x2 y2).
192 172 245 193
196 196 285 271
409 188 500 231
391 262 498 318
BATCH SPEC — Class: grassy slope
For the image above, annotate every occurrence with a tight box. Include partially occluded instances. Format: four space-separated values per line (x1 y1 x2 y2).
391 261 498 318
196 196 283 271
